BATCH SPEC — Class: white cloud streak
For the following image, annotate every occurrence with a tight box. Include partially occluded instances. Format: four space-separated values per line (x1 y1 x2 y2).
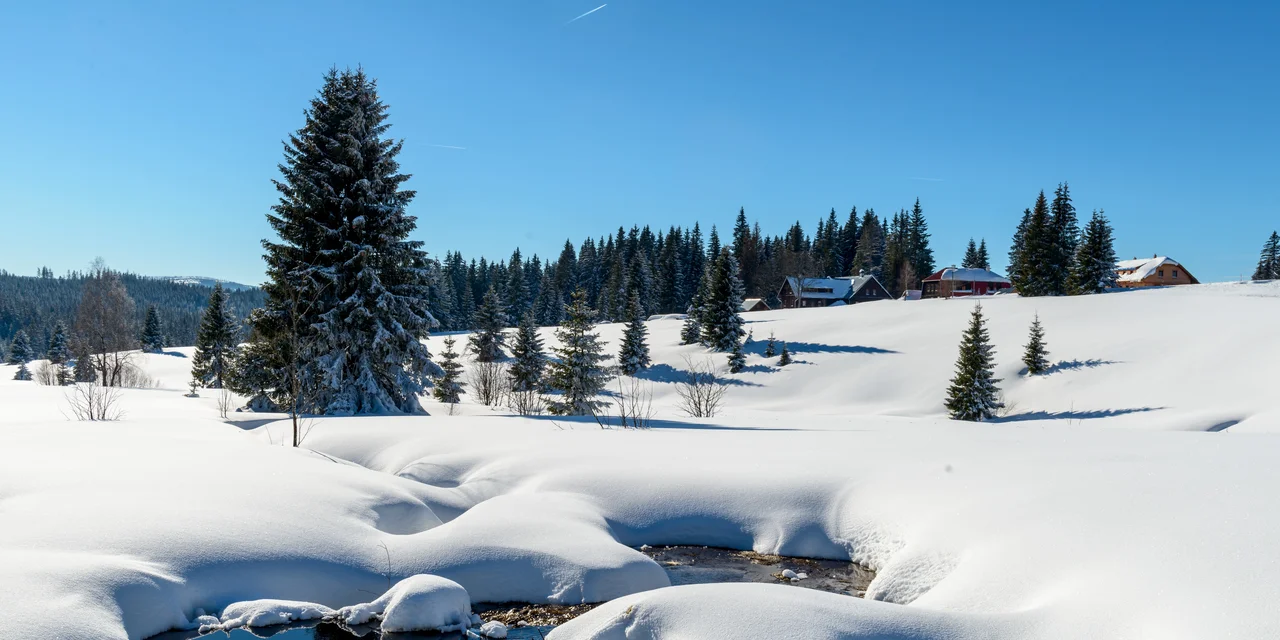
566 3 607 24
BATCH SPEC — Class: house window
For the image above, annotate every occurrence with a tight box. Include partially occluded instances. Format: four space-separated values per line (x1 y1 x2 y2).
1173 270 1179 278
1158 270 1164 278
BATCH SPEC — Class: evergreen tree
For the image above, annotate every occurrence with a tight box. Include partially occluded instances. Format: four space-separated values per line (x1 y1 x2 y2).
506 248 529 319
727 338 745 373
700 250 746 352
976 239 991 271
140 305 166 353
907 199 935 286
13 361 31 381
468 286 508 362
944 303 1004 421
250 68 438 415
1253 231 1280 280
190 283 239 389
432 336 464 404
47 322 71 363
508 312 546 391
1067 210 1119 294
546 289 611 416
73 352 96 383
1047 182 1079 295
1016 191 1055 296
1008 208 1032 288
617 294 651 375
7 330 32 364
764 333 777 357
852 211 884 277
680 307 703 345
777 342 792 366
1022 313 1050 375
962 239 980 269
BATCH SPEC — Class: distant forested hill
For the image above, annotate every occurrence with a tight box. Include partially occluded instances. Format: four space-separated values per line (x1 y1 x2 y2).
0 270 266 355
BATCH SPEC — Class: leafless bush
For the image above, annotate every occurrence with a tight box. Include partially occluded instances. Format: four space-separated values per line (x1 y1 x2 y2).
508 386 546 416
468 360 509 407
118 360 158 389
34 362 61 386
675 356 727 418
614 375 655 429
217 388 235 419
64 383 124 421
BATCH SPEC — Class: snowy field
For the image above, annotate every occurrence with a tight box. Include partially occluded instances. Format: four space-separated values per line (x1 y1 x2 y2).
3 282 1280 639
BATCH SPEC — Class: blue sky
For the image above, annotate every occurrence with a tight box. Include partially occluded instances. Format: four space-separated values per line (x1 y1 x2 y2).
1 1 1276 284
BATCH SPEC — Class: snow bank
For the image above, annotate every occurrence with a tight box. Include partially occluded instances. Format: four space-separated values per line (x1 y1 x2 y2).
336 574 471 632
203 599 334 631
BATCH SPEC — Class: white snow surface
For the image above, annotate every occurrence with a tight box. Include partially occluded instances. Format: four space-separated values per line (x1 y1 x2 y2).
203 599 334 631
335 574 471 632
4 283 1280 639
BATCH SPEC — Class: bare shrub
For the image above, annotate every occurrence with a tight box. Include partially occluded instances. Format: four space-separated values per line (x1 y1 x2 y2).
33 362 60 386
614 375 655 429
508 386 546 416
675 356 727 418
64 383 124 421
469 360 509 407
117 359 157 389
217 388 235 419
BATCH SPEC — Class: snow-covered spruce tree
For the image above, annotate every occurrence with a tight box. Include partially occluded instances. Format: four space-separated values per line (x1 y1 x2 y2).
1023 313 1050 375
679 291 703 345
944 303 1004 421
764 333 777 358
252 68 439 415
46 321 72 365
6 330 32 365
962 238 980 269
700 249 746 352
727 338 746 373
1067 210 1119 294
546 289 611 416
469 286 508 363
976 239 991 271
617 294 651 376
13 361 31 381
140 305 166 353
777 342 792 366
508 312 546 392
432 336 464 404
190 283 239 389
1253 231 1280 281
73 351 96 383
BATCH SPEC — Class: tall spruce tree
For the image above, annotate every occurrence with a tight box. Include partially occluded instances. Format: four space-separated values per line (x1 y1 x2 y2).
7 330 32 364
617 293 651 376
1008 208 1032 288
47 321 72 365
140 305 166 353
1016 191 1055 296
508 312 546 392
976 239 991 271
432 336 464 404
1022 313 1050 375
1047 182 1079 295
190 283 239 389
251 68 438 415
962 239 980 269
1067 210 1119 294
907 199 935 286
546 289 611 416
1253 231 1280 280
944 303 1004 421
469 286 508 362
701 250 746 352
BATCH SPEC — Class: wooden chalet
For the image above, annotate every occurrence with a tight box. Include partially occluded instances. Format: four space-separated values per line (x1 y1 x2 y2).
777 274 890 309
920 267 1013 299
1115 256 1198 288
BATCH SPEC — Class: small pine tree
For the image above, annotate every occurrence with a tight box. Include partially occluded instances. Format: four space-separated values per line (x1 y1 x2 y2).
727 338 746 373
777 342 792 366
508 312 546 392
617 294 651 376
546 289 611 416
1022 313 1050 375
944 303 1004 421
46 322 72 365
432 336 465 404
190 283 240 389
469 287 509 362
73 354 96 383
764 333 777 358
140 306 166 353
7 330 32 365
13 362 32 381
679 309 702 345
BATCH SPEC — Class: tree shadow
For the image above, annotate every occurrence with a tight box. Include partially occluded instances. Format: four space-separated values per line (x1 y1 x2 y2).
990 407 1164 423
632 363 763 387
159 350 188 358
1042 359 1119 375
501 414 836 432
742 340 898 357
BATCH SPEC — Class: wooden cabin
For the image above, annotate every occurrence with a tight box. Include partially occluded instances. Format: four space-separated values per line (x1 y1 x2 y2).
741 297 771 312
920 267 1013 299
1115 256 1198 288
777 274 890 309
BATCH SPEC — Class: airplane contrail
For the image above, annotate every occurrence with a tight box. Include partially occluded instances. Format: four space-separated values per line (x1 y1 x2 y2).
428 144 467 150
566 3 607 24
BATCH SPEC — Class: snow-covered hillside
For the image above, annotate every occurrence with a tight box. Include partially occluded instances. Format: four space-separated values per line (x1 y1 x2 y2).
2 283 1279 640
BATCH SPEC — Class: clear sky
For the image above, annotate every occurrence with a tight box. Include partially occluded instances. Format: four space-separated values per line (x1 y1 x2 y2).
1 1 1276 285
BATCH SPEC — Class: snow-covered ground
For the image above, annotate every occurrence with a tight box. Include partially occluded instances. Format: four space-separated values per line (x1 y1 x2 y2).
3 282 1279 639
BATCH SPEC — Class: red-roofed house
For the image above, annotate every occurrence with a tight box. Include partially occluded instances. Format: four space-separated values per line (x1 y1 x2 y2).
920 267 1013 299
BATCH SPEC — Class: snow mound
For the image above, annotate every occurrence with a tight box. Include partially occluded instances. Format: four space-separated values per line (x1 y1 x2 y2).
480 620 510 638
203 599 334 631
547 582 1028 640
336 574 472 633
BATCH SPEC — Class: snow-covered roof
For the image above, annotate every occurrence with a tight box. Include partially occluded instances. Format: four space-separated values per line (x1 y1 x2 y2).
741 298 769 311
923 268 1011 284
1116 256 1181 282
783 275 882 300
